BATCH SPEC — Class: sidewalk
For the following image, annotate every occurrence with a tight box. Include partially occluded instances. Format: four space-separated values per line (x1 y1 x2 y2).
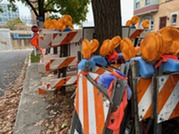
13 63 48 134
13 62 74 134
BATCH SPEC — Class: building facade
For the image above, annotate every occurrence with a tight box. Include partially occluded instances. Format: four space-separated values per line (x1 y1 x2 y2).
134 0 179 31
0 3 20 26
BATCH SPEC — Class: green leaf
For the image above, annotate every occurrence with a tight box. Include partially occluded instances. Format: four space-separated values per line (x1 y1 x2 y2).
61 121 68 128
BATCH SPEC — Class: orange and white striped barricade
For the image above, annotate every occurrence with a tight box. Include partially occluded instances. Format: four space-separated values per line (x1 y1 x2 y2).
38 56 77 72
133 72 179 133
38 29 82 48
38 54 59 73
152 73 179 134
136 77 153 121
137 74 179 123
156 73 179 123
38 75 78 94
70 71 129 134
46 56 77 72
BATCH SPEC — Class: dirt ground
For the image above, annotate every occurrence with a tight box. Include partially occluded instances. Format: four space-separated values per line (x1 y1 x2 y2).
0 60 74 134
41 87 75 134
0 58 27 134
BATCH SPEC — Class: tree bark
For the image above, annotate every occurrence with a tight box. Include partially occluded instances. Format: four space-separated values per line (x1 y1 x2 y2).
91 0 122 53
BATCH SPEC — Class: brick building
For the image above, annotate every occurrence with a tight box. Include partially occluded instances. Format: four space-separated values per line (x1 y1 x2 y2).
133 0 179 31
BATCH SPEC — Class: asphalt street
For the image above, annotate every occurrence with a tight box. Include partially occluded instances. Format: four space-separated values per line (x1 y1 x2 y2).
0 49 31 96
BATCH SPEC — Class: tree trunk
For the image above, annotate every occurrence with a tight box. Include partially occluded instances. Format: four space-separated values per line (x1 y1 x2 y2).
91 0 122 53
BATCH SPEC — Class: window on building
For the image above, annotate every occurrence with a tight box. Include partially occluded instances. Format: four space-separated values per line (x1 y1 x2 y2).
159 16 167 29
136 2 140 8
171 14 177 25
145 0 150 5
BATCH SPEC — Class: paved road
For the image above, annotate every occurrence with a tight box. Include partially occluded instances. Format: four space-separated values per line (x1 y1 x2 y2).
0 49 32 96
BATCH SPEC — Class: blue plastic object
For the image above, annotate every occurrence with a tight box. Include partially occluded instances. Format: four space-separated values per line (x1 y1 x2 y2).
78 59 95 71
126 85 132 100
63 27 72 32
97 73 116 89
163 59 179 73
129 57 154 78
91 55 107 67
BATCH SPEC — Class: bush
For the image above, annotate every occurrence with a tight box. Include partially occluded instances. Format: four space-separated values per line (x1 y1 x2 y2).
31 50 41 63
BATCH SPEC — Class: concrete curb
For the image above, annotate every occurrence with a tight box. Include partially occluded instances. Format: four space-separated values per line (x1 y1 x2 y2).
13 63 48 134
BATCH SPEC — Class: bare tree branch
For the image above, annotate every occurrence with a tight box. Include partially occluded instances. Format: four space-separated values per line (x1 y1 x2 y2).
24 0 39 17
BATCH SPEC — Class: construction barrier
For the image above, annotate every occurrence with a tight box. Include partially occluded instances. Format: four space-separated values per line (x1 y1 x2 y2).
29 24 179 133
38 29 82 48
135 74 179 122
31 28 82 94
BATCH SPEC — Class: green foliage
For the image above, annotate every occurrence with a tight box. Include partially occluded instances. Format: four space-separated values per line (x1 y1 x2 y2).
7 3 18 11
31 50 41 63
55 0 90 25
6 0 90 25
5 18 25 30
0 0 3 12
0 1 17 12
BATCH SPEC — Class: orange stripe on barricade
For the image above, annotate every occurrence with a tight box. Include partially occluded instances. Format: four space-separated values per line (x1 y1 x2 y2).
144 105 152 119
95 68 106 75
53 33 58 39
60 31 77 45
82 76 89 134
75 74 81 115
53 77 71 89
80 71 89 76
158 75 179 113
94 86 105 134
57 57 76 69
45 62 51 71
169 103 179 119
75 77 79 115
38 88 47 95
48 42 52 47
106 66 114 72
136 78 152 103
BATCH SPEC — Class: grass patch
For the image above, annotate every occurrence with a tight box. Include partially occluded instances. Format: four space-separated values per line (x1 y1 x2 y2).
31 50 41 63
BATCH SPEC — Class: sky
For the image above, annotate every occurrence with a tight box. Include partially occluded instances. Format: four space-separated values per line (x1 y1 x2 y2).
1 0 134 26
